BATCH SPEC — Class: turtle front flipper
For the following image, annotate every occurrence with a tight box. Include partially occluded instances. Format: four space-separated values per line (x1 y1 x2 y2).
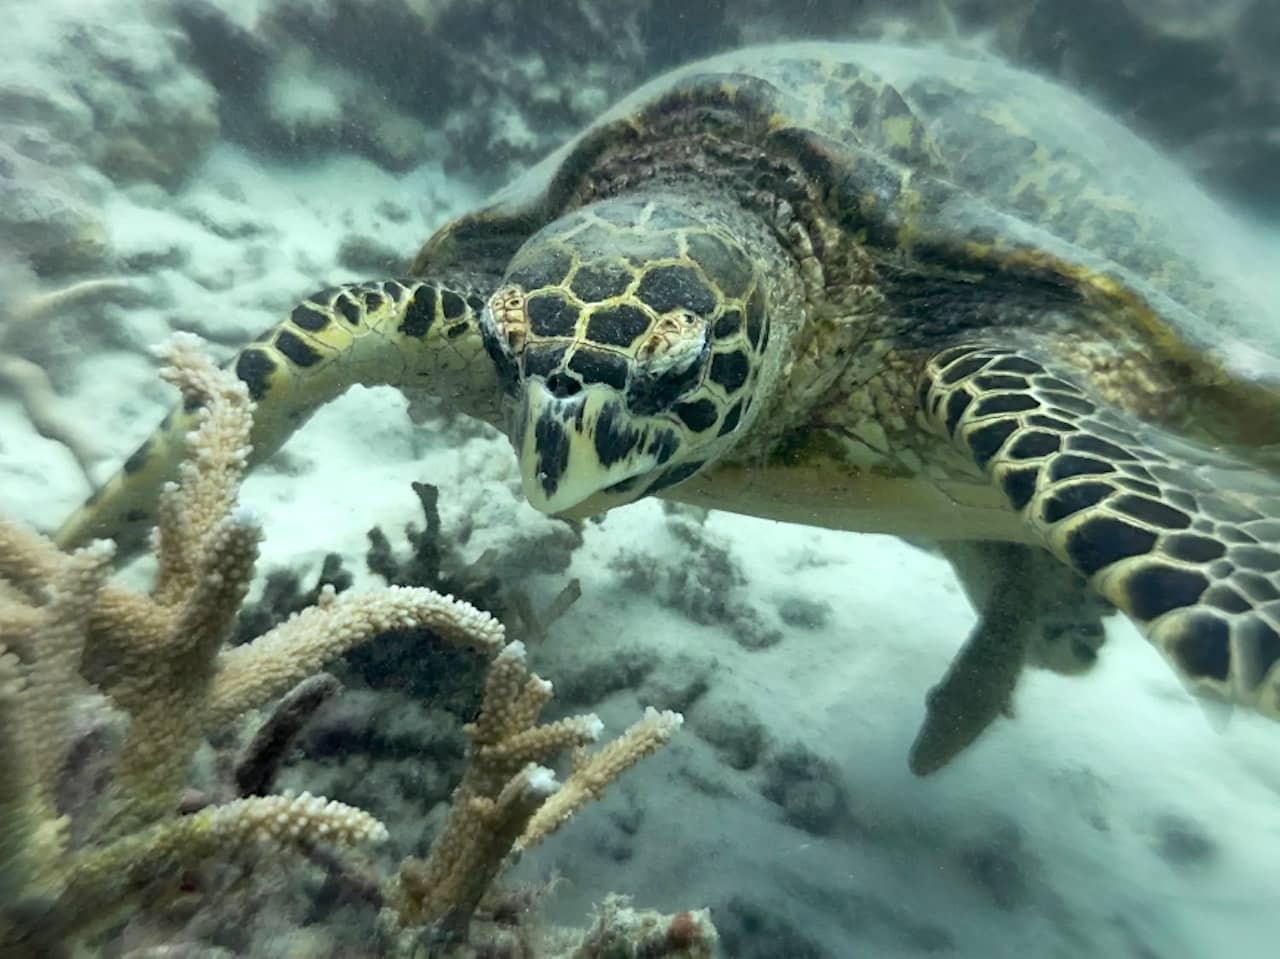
55 280 502 556
919 345 1280 721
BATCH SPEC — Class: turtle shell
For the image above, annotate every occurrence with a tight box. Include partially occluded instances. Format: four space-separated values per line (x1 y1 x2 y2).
412 42 1280 451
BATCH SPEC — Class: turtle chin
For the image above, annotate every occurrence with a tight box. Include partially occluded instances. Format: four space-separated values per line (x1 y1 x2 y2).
515 380 681 516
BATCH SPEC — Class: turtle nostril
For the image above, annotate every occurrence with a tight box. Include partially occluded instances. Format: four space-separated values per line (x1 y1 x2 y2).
546 372 582 399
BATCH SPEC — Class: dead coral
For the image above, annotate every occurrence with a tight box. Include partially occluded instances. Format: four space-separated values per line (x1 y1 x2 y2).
369 480 506 612
369 478 584 644
0 253 138 483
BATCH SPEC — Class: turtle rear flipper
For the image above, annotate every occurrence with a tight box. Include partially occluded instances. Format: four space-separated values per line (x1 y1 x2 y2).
920 345 1280 720
54 280 502 557
909 540 1110 775
909 541 1036 776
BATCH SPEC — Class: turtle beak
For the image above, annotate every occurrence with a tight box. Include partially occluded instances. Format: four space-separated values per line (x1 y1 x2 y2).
515 378 677 515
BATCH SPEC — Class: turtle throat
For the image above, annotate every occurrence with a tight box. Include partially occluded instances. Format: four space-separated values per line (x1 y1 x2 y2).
516 379 680 515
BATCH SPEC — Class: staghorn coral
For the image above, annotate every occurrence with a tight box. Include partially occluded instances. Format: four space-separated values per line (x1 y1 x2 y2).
387 639 685 952
0 333 710 957
0 333 504 955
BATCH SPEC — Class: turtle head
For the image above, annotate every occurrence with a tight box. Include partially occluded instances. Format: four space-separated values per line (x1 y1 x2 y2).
480 192 774 517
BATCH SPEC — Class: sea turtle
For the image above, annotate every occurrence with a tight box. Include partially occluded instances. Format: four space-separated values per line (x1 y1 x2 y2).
54 42 1280 772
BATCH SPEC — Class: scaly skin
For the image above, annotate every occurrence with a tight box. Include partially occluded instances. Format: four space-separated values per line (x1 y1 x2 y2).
919 345 1280 720
56 279 502 555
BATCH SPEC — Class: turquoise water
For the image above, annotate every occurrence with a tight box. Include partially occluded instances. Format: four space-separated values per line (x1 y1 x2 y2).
2 3 1279 957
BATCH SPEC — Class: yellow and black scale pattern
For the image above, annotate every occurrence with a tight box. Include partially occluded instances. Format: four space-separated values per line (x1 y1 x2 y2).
236 279 494 402
482 199 772 504
920 345 1280 718
56 279 502 554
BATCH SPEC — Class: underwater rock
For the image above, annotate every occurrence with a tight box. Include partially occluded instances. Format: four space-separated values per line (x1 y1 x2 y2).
957 821 1038 911
337 231 412 276
688 695 767 770
1017 0 1278 213
114 223 192 275
718 895 827 959
761 743 847 835
177 189 272 242
774 595 833 630
166 0 1280 213
730 613 784 651
0 82 94 157
1150 812 1218 869
638 652 713 713
171 0 273 103
541 643 659 708
611 510 786 652
250 0 633 182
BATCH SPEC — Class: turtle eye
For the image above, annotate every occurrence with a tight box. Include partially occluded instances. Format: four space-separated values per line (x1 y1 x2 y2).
627 316 711 415
635 311 710 371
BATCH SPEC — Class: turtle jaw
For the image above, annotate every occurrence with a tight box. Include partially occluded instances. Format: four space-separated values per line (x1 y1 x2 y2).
515 379 678 515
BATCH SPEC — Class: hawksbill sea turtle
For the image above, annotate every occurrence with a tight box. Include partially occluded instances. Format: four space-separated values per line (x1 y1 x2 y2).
55 42 1280 773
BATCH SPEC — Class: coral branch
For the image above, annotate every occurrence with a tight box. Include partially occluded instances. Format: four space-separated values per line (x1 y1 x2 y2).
519 706 683 852
208 583 504 726
388 640 683 946
0 264 138 481
234 673 343 797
